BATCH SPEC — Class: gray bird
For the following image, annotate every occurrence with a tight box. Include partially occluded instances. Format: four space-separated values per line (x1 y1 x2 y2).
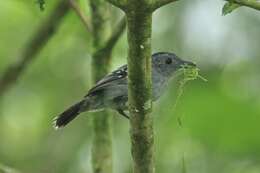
54 52 195 128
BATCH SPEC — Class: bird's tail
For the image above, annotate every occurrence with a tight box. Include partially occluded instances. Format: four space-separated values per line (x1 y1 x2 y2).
53 100 85 129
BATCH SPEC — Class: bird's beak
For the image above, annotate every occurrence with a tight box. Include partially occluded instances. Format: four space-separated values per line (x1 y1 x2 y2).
174 59 197 75
181 60 196 68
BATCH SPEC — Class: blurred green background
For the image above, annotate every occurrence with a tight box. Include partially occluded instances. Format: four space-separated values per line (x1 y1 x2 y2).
0 0 260 173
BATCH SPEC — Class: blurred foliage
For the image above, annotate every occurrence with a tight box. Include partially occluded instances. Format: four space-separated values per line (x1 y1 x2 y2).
0 0 260 173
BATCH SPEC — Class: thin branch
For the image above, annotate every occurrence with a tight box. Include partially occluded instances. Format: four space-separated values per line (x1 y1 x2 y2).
151 0 179 11
90 0 113 172
0 0 70 97
225 0 260 11
89 1 126 172
69 0 92 32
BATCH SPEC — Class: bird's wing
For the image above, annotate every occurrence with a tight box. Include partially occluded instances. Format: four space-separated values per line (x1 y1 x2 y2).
85 65 127 97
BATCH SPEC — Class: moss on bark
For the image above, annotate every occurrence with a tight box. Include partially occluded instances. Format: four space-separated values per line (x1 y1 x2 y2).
126 8 154 173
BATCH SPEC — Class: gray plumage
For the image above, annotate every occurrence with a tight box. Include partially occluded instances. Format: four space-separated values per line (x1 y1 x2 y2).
54 52 195 128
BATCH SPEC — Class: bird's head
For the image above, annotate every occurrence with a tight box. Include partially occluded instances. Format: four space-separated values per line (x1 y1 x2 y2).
152 52 196 77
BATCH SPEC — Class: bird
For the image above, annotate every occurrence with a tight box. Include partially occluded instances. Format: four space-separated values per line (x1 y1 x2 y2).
53 52 196 129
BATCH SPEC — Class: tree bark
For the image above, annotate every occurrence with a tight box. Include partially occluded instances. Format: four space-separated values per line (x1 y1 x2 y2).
126 10 154 173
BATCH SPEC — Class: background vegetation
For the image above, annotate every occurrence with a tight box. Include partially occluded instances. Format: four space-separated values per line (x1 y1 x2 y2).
0 0 260 173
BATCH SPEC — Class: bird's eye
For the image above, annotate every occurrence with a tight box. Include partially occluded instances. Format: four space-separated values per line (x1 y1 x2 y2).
165 58 172 64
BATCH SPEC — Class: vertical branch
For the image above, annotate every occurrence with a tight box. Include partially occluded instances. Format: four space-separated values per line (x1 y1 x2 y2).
89 1 113 173
126 9 154 173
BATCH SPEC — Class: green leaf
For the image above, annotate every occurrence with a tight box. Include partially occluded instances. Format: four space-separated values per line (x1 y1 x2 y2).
222 2 241 15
